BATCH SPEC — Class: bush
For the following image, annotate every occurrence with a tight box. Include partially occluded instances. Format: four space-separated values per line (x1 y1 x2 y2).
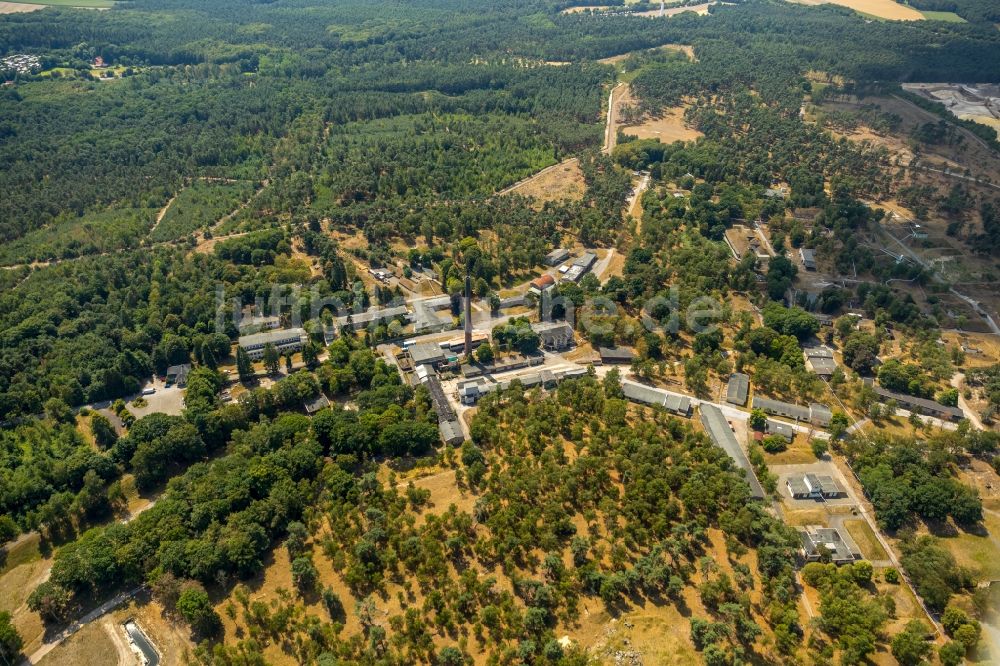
761 435 787 454
177 583 221 637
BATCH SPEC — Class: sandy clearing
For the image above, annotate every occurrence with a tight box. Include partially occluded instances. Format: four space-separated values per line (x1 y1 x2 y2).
621 105 702 143
598 43 695 65
790 0 924 20
632 2 714 17
559 5 612 13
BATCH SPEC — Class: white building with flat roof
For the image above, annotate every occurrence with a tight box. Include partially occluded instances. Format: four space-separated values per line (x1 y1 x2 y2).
238 327 308 360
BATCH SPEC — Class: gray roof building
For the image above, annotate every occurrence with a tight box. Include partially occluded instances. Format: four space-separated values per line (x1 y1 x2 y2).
621 380 692 417
545 248 570 266
408 342 448 367
753 396 810 421
238 328 307 360
799 527 858 564
166 363 191 387
726 373 750 406
304 393 331 414
873 386 964 422
765 419 794 441
533 321 575 350
753 396 832 427
439 419 465 446
800 248 817 271
699 404 766 499
804 346 837 378
334 305 410 330
599 347 635 364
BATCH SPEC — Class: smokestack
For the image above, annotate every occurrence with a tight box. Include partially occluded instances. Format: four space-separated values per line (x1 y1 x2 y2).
464 274 473 357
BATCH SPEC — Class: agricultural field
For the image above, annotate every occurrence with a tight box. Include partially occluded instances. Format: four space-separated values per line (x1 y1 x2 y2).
789 0 925 20
0 2 42 12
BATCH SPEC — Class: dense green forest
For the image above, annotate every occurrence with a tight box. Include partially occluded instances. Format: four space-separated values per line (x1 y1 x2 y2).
2 0 1000 661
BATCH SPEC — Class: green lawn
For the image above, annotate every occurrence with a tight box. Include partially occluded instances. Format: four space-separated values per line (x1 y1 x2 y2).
9 0 114 7
918 10 966 22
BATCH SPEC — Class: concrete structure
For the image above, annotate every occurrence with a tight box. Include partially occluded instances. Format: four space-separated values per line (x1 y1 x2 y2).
752 397 832 427
803 346 837 378
798 526 858 564
700 404 766 500
872 386 964 422
238 328 308 361
598 347 635 364
800 248 817 271
786 473 845 499
532 321 575 351
726 373 749 406
621 380 692 417
545 248 570 266
165 364 191 388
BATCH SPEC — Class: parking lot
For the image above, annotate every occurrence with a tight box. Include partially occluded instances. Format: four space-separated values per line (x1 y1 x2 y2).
129 379 186 418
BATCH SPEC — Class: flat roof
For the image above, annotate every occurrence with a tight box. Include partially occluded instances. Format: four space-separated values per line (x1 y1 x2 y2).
700 404 765 499
238 327 306 347
409 342 447 365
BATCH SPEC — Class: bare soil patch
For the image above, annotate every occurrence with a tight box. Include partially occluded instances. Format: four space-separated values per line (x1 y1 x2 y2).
597 43 694 65
632 2 714 17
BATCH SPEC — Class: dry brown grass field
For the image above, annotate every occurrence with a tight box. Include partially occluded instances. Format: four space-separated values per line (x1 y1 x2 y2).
501 157 586 207
790 0 924 20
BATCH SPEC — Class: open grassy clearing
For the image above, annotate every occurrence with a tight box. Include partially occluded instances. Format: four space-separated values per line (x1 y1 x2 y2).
620 104 702 143
843 519 889 561
500 157 586 207
0 207 157 267
789 0 924 20
150 180 255 242
918 9 965 21
597 43 695 65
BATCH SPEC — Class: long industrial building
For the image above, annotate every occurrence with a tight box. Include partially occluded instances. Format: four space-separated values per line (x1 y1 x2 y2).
699 404 765 500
